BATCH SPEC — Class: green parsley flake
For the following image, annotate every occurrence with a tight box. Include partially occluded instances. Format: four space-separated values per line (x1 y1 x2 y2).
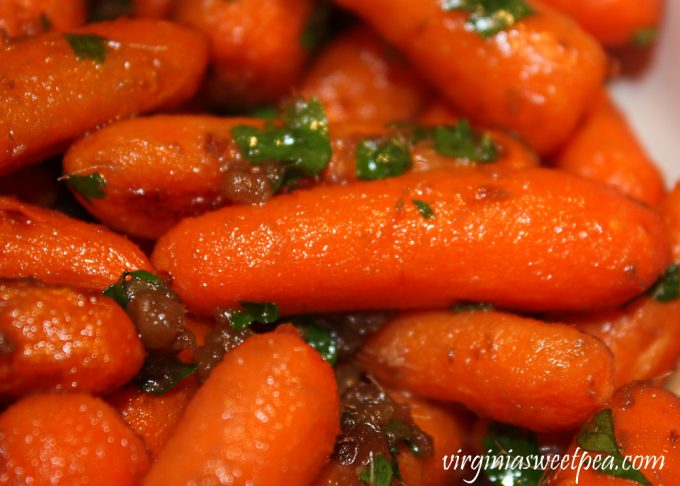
356 136 412 180
231 97 332 181
228 301 280 331
103 270 167 308
293 318 338 365
134 354 197 395
412 199 435 220
64 173 106 201
359 453 394 486
64 33 109 64
576 409 651 485
649 264 680 302
442 0 534 37
434 120 499 162
482 422 543 485
632 27 658 47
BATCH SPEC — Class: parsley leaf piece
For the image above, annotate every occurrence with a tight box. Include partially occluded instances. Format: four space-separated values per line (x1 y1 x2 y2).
482 422 543 485
442 0 535 37
231 97 332 179
40 12 52 31
228 301 280 331
64 173 107 201
293 318 338 365
649 264 680 302
356 136 412 181
103 270 166 308
433 120 499 162
632 27 658 47
450 301 494 313
412 199 435 220
300 0 331 51
64 33 109 64
359 453 394 486
386 419 432 456
577 409 651 485
135 354 197 395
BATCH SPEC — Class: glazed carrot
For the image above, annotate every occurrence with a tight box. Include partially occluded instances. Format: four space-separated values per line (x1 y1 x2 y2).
144 326 340 485
299 26 430 125
173 0 313 108
0 18 208 175
541 0 663 47
152 167 669 315
0 0 85 38
545 383 680 485
0 393 150 484
335 0 606 154
108 377 198 459
133 0 175 18
0 196 151 289
554 91 665 206
359 311 614 431
660 182 680 262
63 115 537 239
418 100 460 125
0 280 144 399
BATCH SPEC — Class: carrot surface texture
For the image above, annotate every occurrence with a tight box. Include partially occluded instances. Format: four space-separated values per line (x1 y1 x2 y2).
0 18 208 175
0 0 85 38
144 326 340 486
152 167 669 316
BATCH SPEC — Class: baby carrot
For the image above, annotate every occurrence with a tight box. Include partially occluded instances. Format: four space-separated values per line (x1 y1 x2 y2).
660 182 680 262
335 0 606 154
0 280 144 399
0 0 85 38
0 196 151 289
0 18 208 175
540 0 663 47
0 393 150 485
545 383 680 485
359 311 614 432
133 0 175 18
299 26 430 125
554 91 665 206
152 167 669 315
173 0 313 108
144 325 340 485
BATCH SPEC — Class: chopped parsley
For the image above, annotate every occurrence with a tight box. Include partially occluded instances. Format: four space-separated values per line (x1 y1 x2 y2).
359 453 395 486
64 33 109 64
232 97 332 182
412 199 435 220
576 409 651 485
63 173 106 202
134 354 197 395
227 301 280 330
433 120 499 162
386 419 429 456
293 318 338 365
441 0 534 37
632 27 658 47
103 270 168 308
649 264 680 302
355 136 412 180
482 422 542 485
300 0 331 51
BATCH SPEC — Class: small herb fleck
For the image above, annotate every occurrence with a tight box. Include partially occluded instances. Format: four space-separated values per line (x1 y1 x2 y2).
103 270 167 308
64 173 106 201
227 302 280 331
632 27 658 47
649 264 680 302
482 422 543 485
356 136 412 180
300 0 331 51
134 354 197 395
64 33 109 64
412 199 435 220
359 453 394 486
442 0 535 37
40 12 53 31
434 120 499 162
293 318 338 365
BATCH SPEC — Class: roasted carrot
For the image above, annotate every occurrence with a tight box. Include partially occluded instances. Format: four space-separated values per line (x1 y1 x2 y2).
0 0 85 38
63 115 537 239
299 26 430 125
152 167 669 315
133 0 175 18
541 0 664 47
0 393 150 485
144 325 340 485
0 18 208 175
335 0 606 154
660 182 680 262
0 280 144 399
418 100 460 125
173 0 313 108
545 383 680 485
554 91 665 206
0 196 151 289
108 377 198 459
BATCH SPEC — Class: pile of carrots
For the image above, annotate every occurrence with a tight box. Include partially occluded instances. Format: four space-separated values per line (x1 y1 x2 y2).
0 0 677 485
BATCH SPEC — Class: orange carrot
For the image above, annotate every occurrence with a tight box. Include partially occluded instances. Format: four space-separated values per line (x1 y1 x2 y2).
335 0 606 154
0 196 151 289
0 393 150 485
545 383 680 485
541 0 664 47
299 26 430 124
173 0 313 108
359 311 614 431
144 326 339 485
661 182 680 262
0 0 85 38
133 0 175 18
0 280 144 399
554 91 665 206
152 167 669 316
0 18 208 175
